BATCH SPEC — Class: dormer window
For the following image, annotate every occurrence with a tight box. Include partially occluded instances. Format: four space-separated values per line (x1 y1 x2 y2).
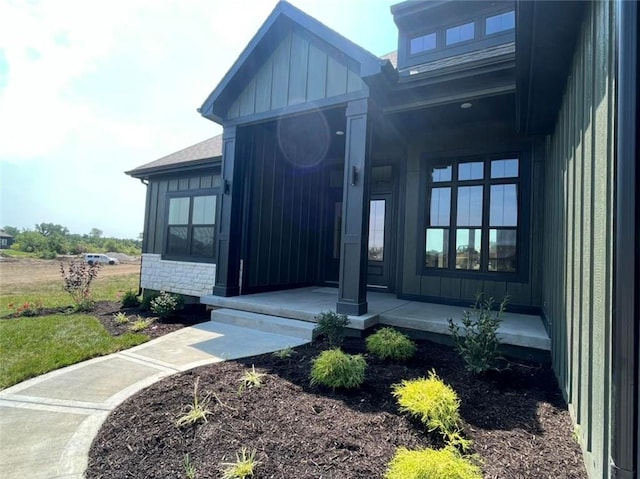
485 10 515 35
445 22 475 45
410 32 437 54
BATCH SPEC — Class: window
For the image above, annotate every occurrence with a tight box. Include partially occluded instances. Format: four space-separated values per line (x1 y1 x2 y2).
445 22 475 45
425 156 521 274
166 193 217 261
410 32 437 54
485 10 515 35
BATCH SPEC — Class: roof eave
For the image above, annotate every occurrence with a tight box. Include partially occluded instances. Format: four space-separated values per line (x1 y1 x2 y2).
126 156 222 179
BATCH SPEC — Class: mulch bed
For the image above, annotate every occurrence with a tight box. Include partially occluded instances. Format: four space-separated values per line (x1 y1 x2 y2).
86 337 587 479
91 301 210 339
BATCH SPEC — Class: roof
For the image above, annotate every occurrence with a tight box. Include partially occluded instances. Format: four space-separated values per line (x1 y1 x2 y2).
0 230 13 239
199 0 388 123
126 135 223 178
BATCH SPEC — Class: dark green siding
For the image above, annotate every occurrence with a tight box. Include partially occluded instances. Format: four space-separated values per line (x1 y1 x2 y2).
242 125 323 290
143 170 221 255
399 121 543 308
542 2 616 477
227 31 366 120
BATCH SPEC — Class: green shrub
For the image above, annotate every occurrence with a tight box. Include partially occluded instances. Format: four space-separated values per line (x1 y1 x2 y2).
310 348 366 390
272 347 295 359
238 365 266 392
221 448 260 479
448 292 508 374
392 370 469 450
38 250 57 260
384 447 482 479
366 327 416 361
129 317 154 332
176 377 212 427
315 310 349 346
140 291 160 311
121 290 140 308
150 291 184 318
113 311 130 324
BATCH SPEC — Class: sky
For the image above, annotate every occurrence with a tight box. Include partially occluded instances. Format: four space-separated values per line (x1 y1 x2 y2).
0 0 398 239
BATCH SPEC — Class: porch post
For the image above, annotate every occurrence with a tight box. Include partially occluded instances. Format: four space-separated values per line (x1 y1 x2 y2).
214 126 242 297
336 98 372 315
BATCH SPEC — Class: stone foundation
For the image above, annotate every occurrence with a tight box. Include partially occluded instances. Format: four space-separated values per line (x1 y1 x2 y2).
140 253 216 298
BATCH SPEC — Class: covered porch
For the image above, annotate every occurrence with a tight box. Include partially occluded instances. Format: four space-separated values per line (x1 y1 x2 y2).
201 286 550 354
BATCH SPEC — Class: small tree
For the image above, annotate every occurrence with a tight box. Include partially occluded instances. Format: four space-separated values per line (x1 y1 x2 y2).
60 260 100 309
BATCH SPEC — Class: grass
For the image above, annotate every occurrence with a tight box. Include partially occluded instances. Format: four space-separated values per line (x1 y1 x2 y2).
0 273 139 317
0 313 148 389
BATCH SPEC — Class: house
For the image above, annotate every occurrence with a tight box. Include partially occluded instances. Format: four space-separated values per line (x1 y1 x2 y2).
126 1 638 477
0 230 14 249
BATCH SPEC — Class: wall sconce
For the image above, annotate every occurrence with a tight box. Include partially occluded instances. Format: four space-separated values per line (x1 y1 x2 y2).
351 166 359 186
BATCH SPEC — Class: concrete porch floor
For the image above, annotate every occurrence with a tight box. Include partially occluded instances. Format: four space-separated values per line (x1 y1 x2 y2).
201 287 550 351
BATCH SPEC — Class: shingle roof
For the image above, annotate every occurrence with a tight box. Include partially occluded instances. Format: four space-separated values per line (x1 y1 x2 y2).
126 134 223 177
0 230 13 238
380 50 398 68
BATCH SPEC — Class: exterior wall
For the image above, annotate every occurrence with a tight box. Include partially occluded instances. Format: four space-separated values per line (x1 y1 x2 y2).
242 123 324 291
227 30 366 120
140 253 216 297
143 168 221 255
399 121 544 309
542 2 616 477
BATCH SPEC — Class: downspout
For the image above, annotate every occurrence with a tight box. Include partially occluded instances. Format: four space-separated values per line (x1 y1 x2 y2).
611 1 638 477
137 177 150 296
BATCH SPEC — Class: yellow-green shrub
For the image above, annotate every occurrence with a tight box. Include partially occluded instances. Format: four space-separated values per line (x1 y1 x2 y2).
392 370 469 449
384 447 482 479
366 327 416 361
310 348 366 390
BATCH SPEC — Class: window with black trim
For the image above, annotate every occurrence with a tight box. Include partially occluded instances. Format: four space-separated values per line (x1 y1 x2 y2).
165 192 217 261
424 156 520 274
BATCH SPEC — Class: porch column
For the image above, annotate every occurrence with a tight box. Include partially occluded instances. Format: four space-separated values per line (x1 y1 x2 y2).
214 126 242 297
336 98 372 315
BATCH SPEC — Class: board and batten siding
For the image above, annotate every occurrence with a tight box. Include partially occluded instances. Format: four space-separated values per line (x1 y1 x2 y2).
227 31 366 120
143 169 222 255
241 124 323 291
400 121 543 309
542 2 616 477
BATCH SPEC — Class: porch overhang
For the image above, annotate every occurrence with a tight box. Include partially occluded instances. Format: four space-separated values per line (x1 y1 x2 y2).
515 1 586 135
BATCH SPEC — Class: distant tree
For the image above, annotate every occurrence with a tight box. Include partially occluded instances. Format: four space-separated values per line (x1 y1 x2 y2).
14 231 47 252
35 223 69 237
89 228 103 239
2 226 20 237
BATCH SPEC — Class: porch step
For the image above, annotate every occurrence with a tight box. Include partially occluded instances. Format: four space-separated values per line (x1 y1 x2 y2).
210 308 318 340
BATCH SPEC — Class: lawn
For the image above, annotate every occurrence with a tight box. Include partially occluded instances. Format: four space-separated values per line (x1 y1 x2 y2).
0 313 148 389
0 272 139 317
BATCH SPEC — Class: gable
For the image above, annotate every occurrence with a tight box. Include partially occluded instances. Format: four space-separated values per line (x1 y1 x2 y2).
227 30 366 120
199 1 385 125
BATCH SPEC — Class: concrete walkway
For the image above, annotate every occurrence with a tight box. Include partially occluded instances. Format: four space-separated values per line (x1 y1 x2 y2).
0 322 309 479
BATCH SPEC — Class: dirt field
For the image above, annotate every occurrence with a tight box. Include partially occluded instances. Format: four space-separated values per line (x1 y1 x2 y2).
0 256 140 286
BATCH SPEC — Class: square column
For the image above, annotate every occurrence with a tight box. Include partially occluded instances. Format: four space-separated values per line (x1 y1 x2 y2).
336 98 372 315
214 126 243 297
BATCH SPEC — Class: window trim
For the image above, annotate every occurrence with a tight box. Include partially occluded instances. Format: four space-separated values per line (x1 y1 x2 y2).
163 188 219 263
418 151 530 283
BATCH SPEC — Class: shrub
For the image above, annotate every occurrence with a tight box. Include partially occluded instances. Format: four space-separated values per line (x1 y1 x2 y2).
60 260 100 307
113 312 130 324
392 370 469 450
140 291 160 311
7 301 43 318
121 290 140 308
129 317 154 332
150 291 184 318
384 447 482 479
176 377 212 427
448 293 508 374
310 348 366 390
221 448 260 479
315 310 349 346
366 327 416 361
38 250 57 260
272 347 295 359
238 365 266 391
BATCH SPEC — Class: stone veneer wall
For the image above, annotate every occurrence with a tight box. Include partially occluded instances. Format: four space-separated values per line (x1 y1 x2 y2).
140 253 216 298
